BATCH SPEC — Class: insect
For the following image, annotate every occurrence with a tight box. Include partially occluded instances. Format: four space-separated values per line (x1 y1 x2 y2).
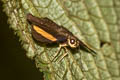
27 13 96 62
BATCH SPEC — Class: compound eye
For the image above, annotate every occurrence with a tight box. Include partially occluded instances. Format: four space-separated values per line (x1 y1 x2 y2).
70 39 75 44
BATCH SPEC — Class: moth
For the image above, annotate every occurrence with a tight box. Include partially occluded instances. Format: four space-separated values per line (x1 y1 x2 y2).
27 13 96 62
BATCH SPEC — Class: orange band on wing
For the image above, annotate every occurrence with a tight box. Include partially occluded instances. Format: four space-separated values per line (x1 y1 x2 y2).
33 25 57 41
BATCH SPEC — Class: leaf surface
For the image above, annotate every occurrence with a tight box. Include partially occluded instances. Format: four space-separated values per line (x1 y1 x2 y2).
2 0 120 80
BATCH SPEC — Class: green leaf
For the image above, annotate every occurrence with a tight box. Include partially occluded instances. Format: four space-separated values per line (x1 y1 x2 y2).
2 0 120 80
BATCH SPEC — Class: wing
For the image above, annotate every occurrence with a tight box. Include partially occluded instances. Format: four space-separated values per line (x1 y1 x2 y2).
27 14 72 43
32 24 66 43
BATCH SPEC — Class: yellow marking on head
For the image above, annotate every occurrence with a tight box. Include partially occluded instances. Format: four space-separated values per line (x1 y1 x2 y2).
33 25 57 41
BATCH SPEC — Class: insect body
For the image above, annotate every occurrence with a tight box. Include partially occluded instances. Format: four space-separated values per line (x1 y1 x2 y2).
27 13 96 61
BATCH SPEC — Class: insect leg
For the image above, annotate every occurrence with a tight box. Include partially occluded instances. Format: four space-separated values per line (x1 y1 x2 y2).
51 43 68 62
51 46 62 62
57 47 68 62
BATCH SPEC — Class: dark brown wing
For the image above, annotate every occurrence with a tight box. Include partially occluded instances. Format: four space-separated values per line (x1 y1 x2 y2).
27 14 73 43
31 25 53 43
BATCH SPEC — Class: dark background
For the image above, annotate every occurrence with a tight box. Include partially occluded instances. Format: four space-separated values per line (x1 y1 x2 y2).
0 1 43 80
